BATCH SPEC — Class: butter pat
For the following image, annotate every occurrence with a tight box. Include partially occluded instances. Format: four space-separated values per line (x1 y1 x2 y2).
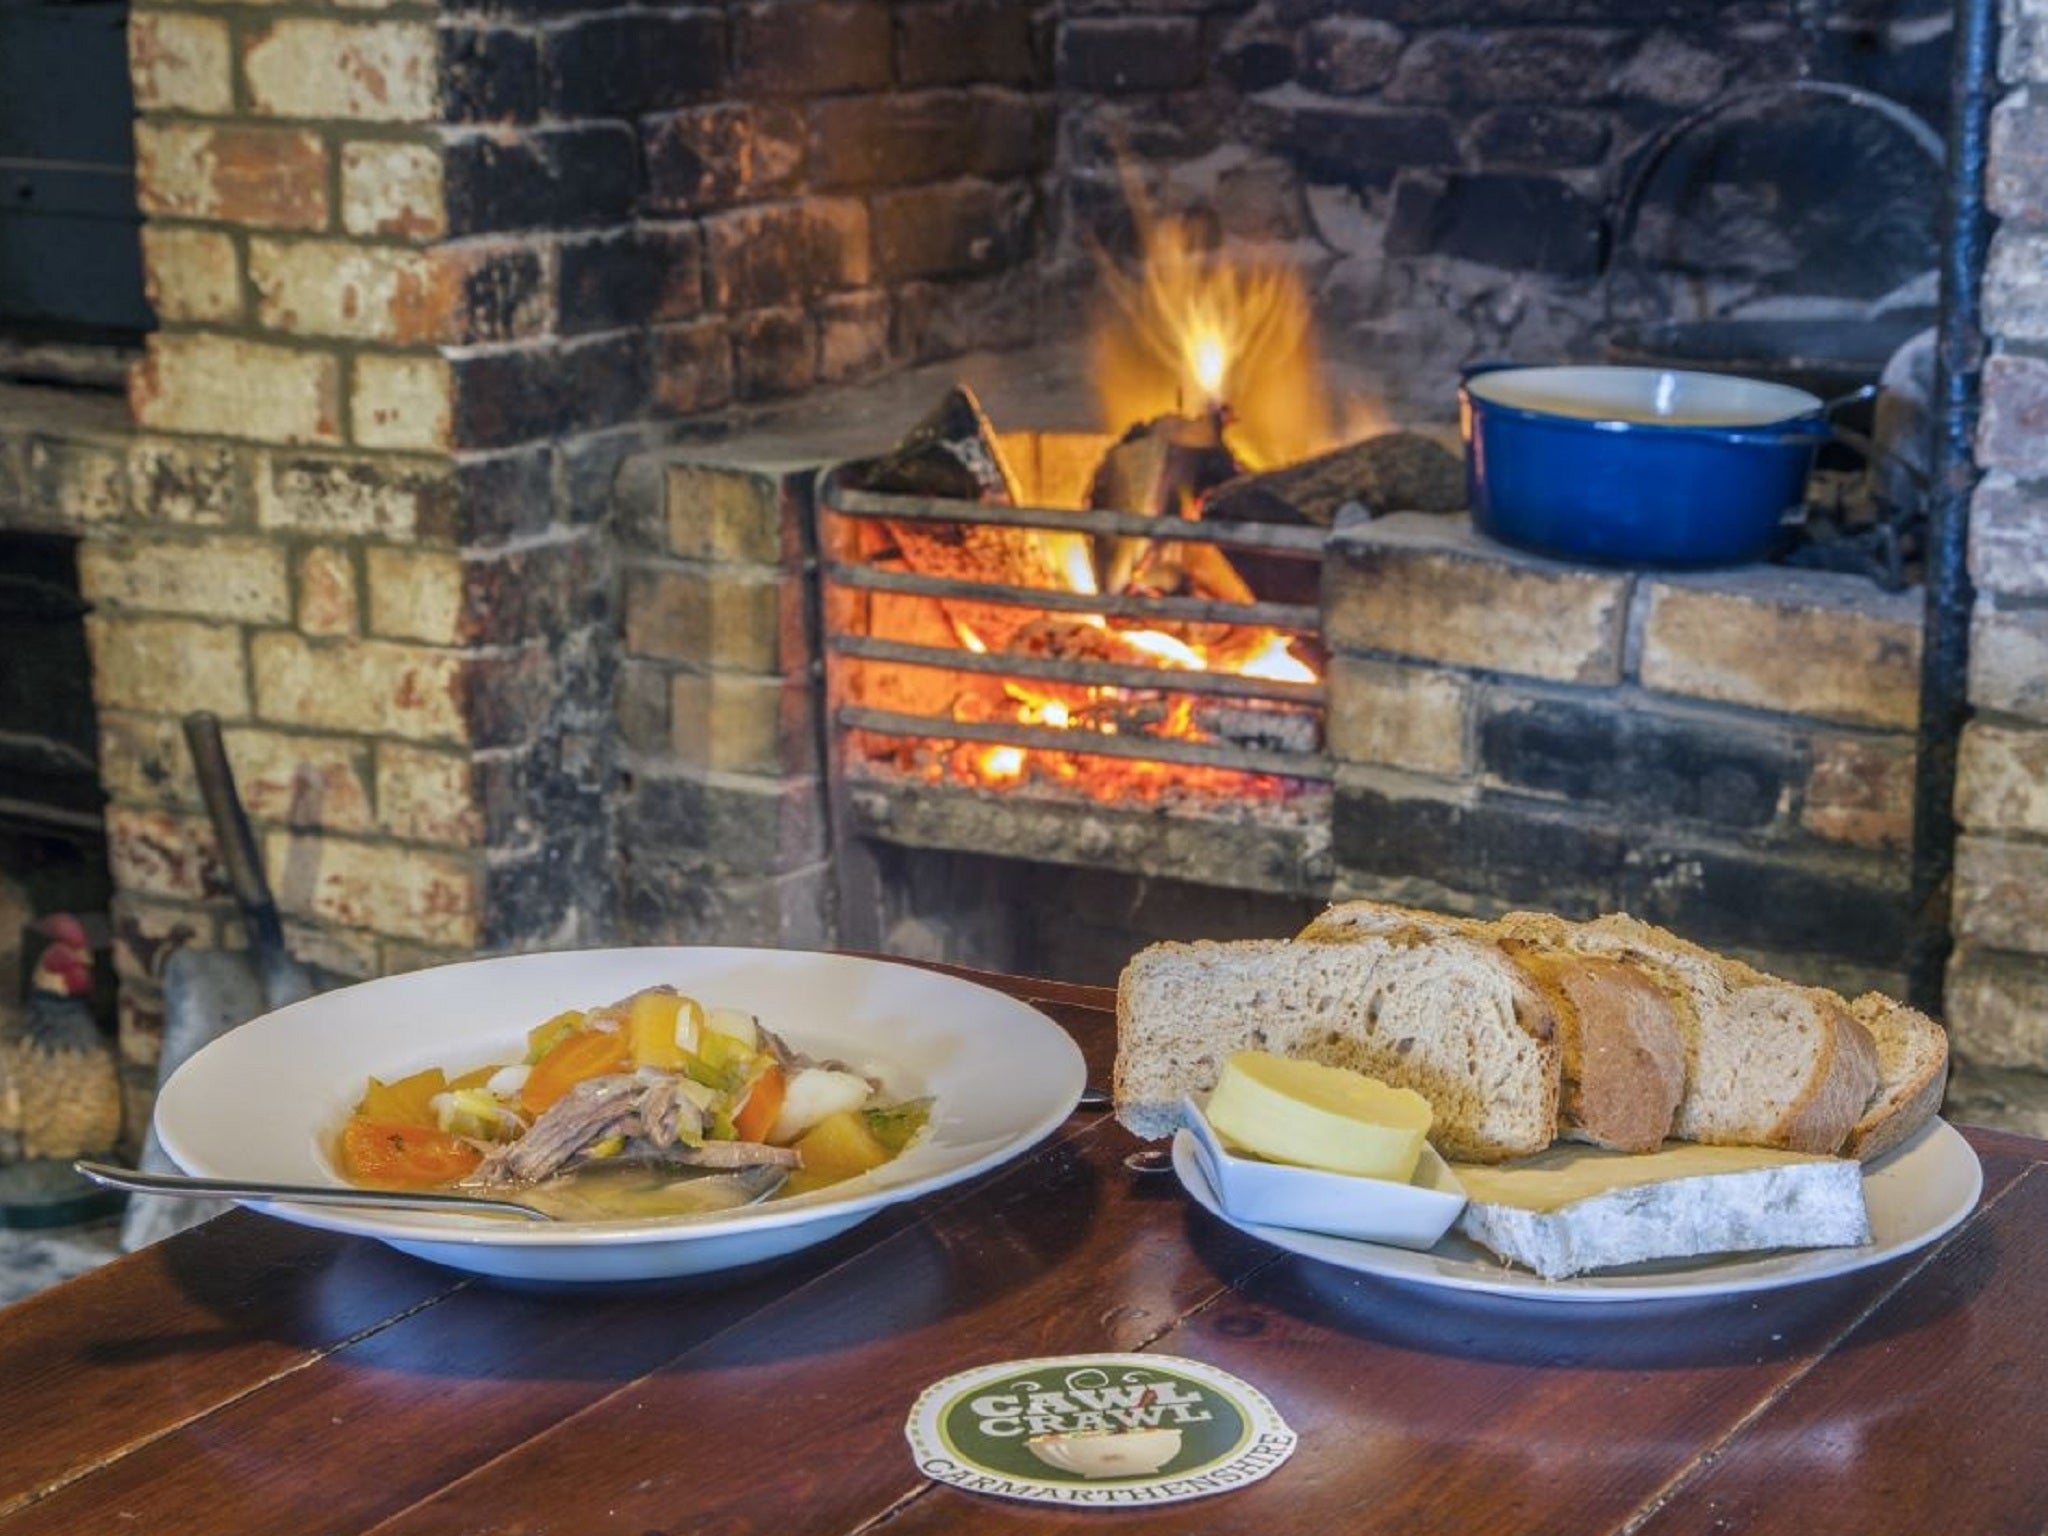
1204 1051 1432 1182
1454 1142 1871 1280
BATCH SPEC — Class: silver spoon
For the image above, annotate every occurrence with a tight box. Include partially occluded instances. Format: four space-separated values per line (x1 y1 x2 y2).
76 1160 557 1221
76 1159 793 1223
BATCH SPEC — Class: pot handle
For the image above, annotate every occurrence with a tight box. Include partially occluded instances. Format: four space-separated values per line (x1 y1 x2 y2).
1723 383 1880 447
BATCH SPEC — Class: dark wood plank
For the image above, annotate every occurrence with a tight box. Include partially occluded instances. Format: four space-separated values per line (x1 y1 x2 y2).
0 1100 1127 1536
3 950 2039 1536
0 1215 464 1517
875 1227 1923 1533
1629 1161 2048 1536
336 1120 1273 1536
866 1136 2047 1534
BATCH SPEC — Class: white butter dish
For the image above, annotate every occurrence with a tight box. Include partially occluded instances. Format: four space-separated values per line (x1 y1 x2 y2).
1177 1094 1466 1250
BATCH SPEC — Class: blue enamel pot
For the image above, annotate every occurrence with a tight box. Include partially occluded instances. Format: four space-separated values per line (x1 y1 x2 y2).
1459 364 1837 568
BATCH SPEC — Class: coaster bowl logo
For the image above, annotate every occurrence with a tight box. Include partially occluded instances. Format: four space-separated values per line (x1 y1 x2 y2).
944 1365 1244 1483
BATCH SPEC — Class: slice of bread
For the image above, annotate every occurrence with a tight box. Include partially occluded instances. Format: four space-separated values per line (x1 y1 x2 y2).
1841 993 1949 1161
1308 901 1686 1154
1114 935 1561 1162
1509 951 1686 1154
1504 912 1879 1155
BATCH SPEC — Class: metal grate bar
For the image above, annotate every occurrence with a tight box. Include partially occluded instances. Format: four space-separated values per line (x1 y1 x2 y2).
829 634 1323 705
840 705 1332 780
825 483 1328 558
825 564 1321 632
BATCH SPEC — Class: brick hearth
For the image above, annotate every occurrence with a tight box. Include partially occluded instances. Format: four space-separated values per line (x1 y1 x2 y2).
2 0 2047 1151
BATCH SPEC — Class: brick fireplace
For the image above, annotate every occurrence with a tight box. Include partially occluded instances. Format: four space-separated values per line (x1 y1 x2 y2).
2 0 2046 1151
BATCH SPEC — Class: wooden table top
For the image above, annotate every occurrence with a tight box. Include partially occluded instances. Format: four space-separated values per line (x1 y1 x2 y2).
2 964 2043 1536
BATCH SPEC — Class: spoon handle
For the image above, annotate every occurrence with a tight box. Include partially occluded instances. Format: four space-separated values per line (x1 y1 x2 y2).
74 1160 554 1222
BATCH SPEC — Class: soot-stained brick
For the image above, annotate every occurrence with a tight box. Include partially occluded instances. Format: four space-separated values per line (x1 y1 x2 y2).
559 227 704 334
1468 106 1612 167
734 1 891 95
1478 696 1802 833
898 0 1044 87
1385 172 1604 276
444 125 639 233
1269 105 1459 192
1057 18 1205 92
452 334 649 449
731 308 818 400
541 11 728 117
440 26 540 122
1333 776 1629 912
1621 847 1913 965
871 180 1037 281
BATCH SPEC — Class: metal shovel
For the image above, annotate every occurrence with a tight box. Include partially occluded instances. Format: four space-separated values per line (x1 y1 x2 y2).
120 713 335 1251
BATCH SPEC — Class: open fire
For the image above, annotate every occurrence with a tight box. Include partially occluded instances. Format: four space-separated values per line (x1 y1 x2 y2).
820 217 1354 808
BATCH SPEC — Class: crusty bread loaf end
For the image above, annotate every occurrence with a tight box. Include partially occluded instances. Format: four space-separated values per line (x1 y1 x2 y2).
1843 993 1949 1161
1114 936 1560 1162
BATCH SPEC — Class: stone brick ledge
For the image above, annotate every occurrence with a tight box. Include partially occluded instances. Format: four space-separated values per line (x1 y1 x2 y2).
1324 513 1631 685
1635 565 1923 729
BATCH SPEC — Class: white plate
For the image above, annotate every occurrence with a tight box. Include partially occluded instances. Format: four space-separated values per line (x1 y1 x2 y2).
154 947 1086 1282
1173 1118 1982 1304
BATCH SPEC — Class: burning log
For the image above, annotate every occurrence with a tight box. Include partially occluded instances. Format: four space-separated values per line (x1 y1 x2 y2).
1187 699 1321 756
1085 411 1242 597
1199 430 1465 604
847 386 1085 651
1202 430 1465 528
853 384 1021 503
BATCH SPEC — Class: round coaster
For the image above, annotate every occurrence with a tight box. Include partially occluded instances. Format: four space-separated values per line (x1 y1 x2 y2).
905 1352 1295 1507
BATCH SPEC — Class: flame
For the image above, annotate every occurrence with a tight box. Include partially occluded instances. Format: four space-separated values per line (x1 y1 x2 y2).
1190 329 1228 405
1090 205 1334 470
1237 635 1317 684
1118 629 1204 669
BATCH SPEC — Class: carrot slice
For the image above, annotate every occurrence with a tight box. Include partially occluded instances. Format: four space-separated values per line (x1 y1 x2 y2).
340 1118 482 1190
520 1027 631 1116
733 1063 786 1144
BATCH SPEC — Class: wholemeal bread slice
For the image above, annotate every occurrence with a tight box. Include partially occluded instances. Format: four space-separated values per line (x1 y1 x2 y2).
1114 935 1561 1162
1841 993 1949 1162
1305 901 1686 1154
1501 912 1879 1155
1506 951 1686 1154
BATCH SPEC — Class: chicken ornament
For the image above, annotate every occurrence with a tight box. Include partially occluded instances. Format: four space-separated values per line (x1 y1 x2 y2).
0 914 122 1164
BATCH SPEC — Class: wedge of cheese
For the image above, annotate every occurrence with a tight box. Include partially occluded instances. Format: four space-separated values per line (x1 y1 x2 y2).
1454 1142 1871 1281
